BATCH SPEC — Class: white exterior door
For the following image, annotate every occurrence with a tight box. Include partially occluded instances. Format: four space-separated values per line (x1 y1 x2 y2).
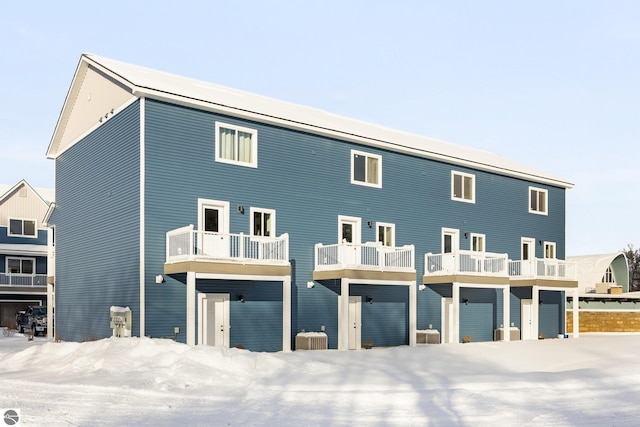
348 296 362 350
442 228 459 273
521 299 534 340
198 199 229 258
442 297 454 343
200 293 230 347
339 216 361 267
521 237 535 275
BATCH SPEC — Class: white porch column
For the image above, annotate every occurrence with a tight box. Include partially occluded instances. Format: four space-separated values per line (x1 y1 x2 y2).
572 288 580 338
186 271 196 345
47 283 54 341
338 278 350 350
452 283 460 344
409 281 417 346
532 285 539 340
282 276 292 352
502 286 510 342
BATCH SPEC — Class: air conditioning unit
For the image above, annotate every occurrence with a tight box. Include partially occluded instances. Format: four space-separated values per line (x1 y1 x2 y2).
295 332 328 350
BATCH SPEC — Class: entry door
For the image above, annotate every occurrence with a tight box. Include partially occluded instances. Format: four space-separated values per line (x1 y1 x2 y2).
521 238 535 275
348 296 362 350
441 297 454 343
339 216 361 266
521 299 534 340
199 200 229 258
201 294 230 347
442 229 459 272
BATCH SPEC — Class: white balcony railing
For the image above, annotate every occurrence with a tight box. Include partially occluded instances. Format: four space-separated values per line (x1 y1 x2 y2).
314 242 415 272
166 225 289 265
0 273 48 286
509 258 577 281
424 251 509 277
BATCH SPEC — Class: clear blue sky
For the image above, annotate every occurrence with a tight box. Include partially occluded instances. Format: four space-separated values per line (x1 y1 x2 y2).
1 1 638 255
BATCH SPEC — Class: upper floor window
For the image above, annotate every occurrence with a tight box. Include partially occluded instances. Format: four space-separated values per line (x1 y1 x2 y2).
250 207 275 237
544 241 556 259
215 122 258 168
451 171 475 203
529 187 548 215
9 218 36 238
470 233 485 252
351 150 381 188
376 222 395 247
7 257 35 275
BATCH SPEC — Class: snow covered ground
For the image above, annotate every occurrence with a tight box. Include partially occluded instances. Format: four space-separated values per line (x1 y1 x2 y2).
1 333 639 426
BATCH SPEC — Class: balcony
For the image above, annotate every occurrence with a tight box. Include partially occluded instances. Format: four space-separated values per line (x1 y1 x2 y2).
313 242 415 281
423 251 510 284
0 273 48 287
164 225 290 276
509 258 578 288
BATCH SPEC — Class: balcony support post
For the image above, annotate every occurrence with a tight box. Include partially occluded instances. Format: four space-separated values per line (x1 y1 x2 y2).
409 281 417 346
452 283 460 344
502 286 510 342
186 271 196 345
338 278 350 350
282 276 292 352
572 288 580 338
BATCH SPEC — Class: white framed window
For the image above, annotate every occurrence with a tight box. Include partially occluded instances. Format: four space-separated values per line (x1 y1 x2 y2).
544 241 556 259
250 207 275 237
529 187 548 215
7 257 35 275
215 122 258 168
351 150 381 188
376 222 395 247
451 171 475 203
8 218 37 238
470 233 485 252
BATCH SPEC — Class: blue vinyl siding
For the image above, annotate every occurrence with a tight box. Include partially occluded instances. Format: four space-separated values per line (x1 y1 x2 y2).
422 284 452 332
195 280 283 352
539 290 564 338
459 288 501 342
51 101 140 342
142 99 568 349
0 227 47 246
51 92 569 347
352 284 409 347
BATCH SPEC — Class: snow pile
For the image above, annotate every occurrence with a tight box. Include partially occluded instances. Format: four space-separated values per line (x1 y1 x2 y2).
1 334 640 426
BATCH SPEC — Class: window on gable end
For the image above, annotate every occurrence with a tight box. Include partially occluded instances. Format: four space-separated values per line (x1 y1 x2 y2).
9 218 36 237
529 187 548 215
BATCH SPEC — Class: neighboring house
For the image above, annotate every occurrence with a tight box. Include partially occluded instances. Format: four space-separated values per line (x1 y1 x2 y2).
45 54 578 350
566 253 640 332
0 180 54 332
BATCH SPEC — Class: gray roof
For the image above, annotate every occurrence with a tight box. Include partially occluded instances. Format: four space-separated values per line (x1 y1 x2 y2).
49 54 574 188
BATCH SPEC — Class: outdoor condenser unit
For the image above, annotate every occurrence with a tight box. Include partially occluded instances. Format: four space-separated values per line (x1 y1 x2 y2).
110 306 132 338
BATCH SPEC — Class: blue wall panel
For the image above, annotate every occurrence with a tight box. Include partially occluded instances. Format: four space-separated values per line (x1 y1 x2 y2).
52 94 569 346
539 290 564 338
195 280 283 352
51 101 141 342
459 288 500 342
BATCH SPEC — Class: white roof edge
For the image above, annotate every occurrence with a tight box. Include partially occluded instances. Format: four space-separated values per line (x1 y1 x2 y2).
0 180 54 206
53 54 574 189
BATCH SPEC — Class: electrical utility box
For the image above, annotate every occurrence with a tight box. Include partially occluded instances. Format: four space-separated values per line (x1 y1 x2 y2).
110 306 132 337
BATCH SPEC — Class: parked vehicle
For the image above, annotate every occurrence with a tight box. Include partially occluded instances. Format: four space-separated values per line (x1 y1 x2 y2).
16 306 47 335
